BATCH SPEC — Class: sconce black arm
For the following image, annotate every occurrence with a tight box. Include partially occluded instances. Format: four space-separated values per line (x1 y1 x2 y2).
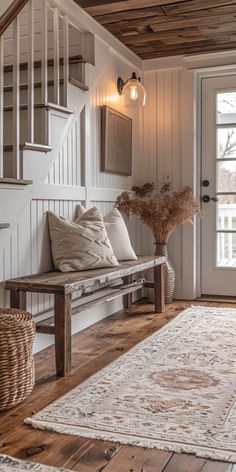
117 72 141 95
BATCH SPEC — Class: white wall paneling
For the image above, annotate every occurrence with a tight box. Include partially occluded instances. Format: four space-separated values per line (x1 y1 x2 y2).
138 67 184 298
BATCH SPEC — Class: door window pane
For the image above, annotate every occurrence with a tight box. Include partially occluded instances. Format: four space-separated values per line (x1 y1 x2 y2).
217 195 236 230
217 161 236 192
217 92 236 124
217 232 236 267
217 128 236 159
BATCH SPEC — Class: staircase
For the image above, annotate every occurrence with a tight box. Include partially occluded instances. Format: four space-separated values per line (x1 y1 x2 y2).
0 0 91 183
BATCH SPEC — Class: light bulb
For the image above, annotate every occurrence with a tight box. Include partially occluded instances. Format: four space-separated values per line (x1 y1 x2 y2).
129 85 138 101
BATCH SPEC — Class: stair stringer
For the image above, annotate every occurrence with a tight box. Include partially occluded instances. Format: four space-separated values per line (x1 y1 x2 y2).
45 85 89 186
22 88 87 183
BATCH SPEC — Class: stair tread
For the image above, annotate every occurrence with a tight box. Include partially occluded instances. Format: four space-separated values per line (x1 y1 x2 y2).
4 55 86 73
0 223 10 229
4 143 53 152
45 102 75 114
3 79 64 92
0 177 32 185
4 102 75 114
69 76 89 92
23 142 53 151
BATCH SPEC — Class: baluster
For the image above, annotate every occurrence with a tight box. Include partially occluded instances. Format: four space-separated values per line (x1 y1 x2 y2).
41 0 48 104
27 0 34 143
0 36 4 177
53 8 60 105
63 15 69 108
12 16 20 179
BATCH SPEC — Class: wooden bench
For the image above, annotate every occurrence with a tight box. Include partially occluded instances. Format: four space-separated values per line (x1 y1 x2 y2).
5 256 165 377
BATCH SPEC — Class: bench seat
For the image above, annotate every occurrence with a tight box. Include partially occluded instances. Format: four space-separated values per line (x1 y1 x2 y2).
5 256 166 377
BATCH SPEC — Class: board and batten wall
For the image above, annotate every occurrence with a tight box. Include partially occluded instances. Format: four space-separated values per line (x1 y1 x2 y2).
0 30 144 353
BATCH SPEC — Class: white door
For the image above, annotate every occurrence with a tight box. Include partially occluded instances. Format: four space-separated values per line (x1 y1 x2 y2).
202 75 236 296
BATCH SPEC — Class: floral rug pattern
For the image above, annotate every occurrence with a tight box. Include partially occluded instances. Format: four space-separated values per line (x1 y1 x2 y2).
26 307 236 462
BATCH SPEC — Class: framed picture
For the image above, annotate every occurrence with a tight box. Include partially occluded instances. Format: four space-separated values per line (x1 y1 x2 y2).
101 105 132 176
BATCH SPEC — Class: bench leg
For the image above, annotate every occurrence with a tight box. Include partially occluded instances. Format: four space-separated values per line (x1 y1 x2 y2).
54 293 71 377
154 264 165 313
123 275 133 309
10 290 27 310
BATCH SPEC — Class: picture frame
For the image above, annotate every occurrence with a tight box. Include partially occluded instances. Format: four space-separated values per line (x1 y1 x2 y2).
101 105 132 176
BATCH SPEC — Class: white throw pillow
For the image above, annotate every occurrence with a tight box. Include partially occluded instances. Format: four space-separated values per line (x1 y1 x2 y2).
48 209 118 272
76 204 137 261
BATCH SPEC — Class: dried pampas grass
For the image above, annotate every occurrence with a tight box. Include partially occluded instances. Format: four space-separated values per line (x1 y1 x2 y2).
117 183 201 243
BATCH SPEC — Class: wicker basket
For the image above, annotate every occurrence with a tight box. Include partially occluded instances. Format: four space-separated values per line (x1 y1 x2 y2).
0 308 35 411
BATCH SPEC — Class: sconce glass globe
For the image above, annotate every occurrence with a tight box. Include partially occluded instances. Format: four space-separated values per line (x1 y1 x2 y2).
117 72 146 107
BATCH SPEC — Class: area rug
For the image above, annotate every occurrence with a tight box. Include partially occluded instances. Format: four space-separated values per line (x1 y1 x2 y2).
26 306 236 463
0 454 69 471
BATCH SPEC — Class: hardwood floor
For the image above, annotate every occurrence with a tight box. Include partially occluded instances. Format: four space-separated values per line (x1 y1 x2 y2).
0 300 235 471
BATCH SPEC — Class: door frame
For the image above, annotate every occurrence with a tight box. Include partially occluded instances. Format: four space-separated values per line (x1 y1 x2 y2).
182 65 236 300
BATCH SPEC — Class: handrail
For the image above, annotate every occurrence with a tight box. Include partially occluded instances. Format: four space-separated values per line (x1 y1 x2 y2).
0 0 29 36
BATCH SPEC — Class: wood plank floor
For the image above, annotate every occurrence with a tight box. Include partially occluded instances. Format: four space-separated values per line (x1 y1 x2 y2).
0 300 235 471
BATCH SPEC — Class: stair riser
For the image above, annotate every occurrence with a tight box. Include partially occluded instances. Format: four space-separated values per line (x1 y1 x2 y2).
4 104 73 151
3 151 15 179
3 84 64 107
4 108 46 144
3 64 64 88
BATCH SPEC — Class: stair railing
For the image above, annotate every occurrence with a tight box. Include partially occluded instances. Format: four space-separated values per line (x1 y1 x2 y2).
0 0 81 179
0 0 29 177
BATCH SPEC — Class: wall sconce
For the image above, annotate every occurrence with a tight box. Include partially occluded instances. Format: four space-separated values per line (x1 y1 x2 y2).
117 72 146 107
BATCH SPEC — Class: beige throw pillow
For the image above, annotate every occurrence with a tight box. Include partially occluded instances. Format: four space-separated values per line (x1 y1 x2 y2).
48 209 119 272
76 204 137 261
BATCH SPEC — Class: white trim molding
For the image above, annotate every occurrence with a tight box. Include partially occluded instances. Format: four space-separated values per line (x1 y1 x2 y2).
142 49 236 73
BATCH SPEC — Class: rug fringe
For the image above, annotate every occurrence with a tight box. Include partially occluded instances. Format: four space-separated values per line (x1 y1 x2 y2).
24 418 236 463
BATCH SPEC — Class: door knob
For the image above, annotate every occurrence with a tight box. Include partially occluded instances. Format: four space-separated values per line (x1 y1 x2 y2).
202 180 210 187
202 195 219 203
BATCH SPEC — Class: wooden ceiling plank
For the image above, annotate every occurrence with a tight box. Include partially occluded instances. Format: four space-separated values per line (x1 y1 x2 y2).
163 0 236 16
120 28 204 46
132 38 217 50
77 0 127 6
105 9 236 33
162 33 232 46
150 14 236 33
134 39 236 55
84 0 185 16
138 41 236 59
120 27 236 47
106 12 236 36
94 6 165 24
200 21 236 35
